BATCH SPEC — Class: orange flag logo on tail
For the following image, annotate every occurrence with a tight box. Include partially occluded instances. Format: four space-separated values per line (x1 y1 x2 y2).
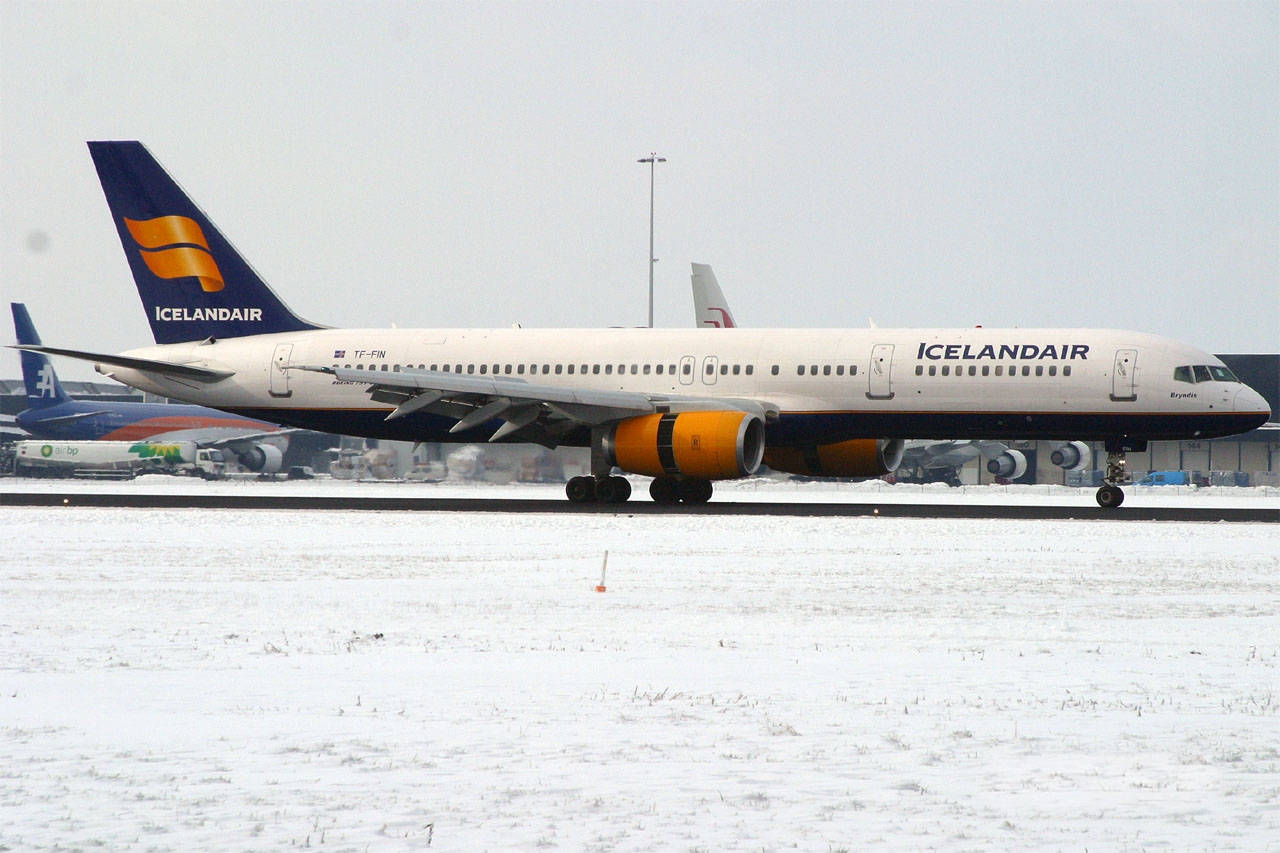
124 216 224 292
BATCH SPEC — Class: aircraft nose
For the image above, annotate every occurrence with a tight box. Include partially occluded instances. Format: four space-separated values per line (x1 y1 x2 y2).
1235 386 1271 420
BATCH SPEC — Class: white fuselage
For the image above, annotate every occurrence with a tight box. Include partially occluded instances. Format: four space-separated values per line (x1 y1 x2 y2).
100 326 1269 447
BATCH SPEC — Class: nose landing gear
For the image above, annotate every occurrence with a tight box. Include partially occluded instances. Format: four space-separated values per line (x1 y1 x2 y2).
1095 438 1146 509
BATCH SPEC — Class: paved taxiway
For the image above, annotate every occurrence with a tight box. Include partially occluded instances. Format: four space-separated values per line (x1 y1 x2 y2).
3 490 1275 522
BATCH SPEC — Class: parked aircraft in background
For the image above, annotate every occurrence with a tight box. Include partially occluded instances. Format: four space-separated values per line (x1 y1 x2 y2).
15 142 1270 507
11 302 290 473
687 264 1094 486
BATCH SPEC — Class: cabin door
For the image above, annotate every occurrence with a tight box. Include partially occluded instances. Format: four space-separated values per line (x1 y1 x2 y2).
270 343 294 398
867 344 894 400
1110 348 1137 402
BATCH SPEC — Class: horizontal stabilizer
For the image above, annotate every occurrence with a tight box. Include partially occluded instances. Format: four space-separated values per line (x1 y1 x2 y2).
10 345 234 382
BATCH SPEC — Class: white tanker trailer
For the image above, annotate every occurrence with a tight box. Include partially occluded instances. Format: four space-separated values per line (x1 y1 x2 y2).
13 440 226 480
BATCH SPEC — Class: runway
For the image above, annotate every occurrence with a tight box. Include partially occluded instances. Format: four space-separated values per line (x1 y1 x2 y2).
3 490 1275 522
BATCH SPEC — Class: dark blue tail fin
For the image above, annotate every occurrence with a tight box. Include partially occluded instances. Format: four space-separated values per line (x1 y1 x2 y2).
11 303 70 407
87 141 322 344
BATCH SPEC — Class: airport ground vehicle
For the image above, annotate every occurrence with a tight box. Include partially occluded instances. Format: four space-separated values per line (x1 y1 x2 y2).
12 440 225 479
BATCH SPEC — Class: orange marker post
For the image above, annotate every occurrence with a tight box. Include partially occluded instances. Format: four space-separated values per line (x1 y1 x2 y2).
595 550 608 593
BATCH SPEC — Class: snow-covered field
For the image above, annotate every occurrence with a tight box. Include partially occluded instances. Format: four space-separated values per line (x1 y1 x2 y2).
2 482 1278 850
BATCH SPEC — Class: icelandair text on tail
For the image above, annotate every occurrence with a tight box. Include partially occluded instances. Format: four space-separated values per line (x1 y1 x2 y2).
156 307 262 322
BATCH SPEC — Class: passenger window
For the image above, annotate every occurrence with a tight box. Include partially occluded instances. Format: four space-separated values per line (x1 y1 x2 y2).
720 364 729 375
796 365 805 376
517 364 525 375
928 365 937 376
981 365 989 376
1022 366 1031 376
1063 366 1071 377
682 363 691 375
822 365 831 376
555 365 562 375
630 365 638 375
356 364 364 370
1035 366 1043 377
771 365 780 376
1194 365 1211 383
653 365 661 375
836 365 844 376
746 365 754 375
504 365 512 375
1048 365 1057 376
850 365 858 376
942 365 950 376
567 364 575 375
581 364 588 374
605 364 612 375
732 365 740 375
968 366 977 376
994 365 1002 376
480 364 488 374
810 365 818 376
915 365 923 376
644 364 652 375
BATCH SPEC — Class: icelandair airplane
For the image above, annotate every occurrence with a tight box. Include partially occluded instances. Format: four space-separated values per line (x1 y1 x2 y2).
11 302 291 472
15 141 1271 507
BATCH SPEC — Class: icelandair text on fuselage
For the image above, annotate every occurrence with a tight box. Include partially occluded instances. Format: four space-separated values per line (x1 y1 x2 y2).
917 342 1089 361
156 307 263 322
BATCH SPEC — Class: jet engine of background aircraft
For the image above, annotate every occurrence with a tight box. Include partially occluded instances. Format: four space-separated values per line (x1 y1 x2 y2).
231 443 284 474
604 411 766 479
763 438 905 478
1050 441 1091 471
986 449 1028 480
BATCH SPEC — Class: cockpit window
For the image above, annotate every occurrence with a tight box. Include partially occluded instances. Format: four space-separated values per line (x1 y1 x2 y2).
1173 366 1193 383
1208 365 1238 383
1193 365 1212 383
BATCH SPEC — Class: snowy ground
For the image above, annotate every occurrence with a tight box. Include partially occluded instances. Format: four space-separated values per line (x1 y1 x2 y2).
2 483 1278 850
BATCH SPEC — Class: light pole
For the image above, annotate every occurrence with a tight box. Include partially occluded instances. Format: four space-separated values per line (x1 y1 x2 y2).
637 153 665 328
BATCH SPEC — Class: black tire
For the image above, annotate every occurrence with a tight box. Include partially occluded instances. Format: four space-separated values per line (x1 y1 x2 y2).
566 476 596 503
678 478 714 504
1096 484 1125 508
596 476 632 503
649 477 680 504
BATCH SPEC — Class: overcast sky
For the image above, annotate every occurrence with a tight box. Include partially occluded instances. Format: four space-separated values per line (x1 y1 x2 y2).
3 1 1276 382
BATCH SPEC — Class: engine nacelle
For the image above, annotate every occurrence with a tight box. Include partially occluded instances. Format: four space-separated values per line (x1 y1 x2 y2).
1050 441 1091 471
237 443 284 474
986 449 1027 480
763 438 905 478
604 411 765 479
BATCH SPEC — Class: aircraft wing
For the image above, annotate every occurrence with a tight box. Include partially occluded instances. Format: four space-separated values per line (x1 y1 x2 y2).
202 428 300 449
10 345 234 382
293 364 777 445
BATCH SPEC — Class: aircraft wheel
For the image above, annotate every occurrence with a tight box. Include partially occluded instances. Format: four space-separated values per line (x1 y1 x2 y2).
596 475 632 503
678 478 714 504
1095 484 1125 508
649 477 680 504
566 476 596 503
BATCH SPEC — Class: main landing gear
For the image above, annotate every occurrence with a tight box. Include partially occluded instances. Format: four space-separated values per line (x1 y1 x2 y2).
566 475 632 504
563 475 715 505
1095 439 1146 509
